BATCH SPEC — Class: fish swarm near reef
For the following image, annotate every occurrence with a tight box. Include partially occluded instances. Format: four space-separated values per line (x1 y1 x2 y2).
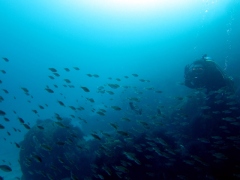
0 56 240 179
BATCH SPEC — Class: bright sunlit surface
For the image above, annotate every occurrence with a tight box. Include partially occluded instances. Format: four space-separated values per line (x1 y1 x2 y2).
77 0 192 14
1 0 232 31
58 0 213 13
55 0 228 17
11 0 231 33
34 0 227 29
0 0 233 60
22 0 229 38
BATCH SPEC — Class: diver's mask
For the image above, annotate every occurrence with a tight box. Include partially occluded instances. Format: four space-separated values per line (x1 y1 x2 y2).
191 64 204 77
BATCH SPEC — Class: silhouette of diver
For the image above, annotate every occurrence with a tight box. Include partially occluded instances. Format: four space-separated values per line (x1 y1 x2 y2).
184 54 234 91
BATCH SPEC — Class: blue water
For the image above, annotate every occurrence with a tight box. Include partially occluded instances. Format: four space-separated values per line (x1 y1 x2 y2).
0 1 240 179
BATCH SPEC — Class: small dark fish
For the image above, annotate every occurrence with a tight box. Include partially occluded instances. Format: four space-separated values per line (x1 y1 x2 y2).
129 102 142 115
0 110 6 116
57 100 65 106
18 117 25 124
48 76 54 79
99 109 106 113
23 123 31 130
41 144 52 151
93 74 99 78
109 123 118 130
73 67 80 70
111 106 121 111
4 117 9 122
138 121 149 127
0 124 5 129
64 68 70 72
55 121 66 128
81 86 90 92
15 142 20 148
122 117 131 122
21 87 29 93
45 88 54 93
69 106 76 111
32 154 42 162
32 110 38 114
176 97 184 100
145 87 154 90
55 113 62 121
58 157 64 163
117 130 129 136
91 133 101 140
37 125 44 130
0 80 2 84
49 68 57 72
0 96 4 102
2 57 9 62
77 106 85 111
53 72 60 77
0 70 6 74
108 84 120 89
86 98 94 103
106 91 114 95
64 79 71 83
39 105 44 109
2 89 8 94
97 111 105 116
86 74 92 77
132 74 138 77
0 165 12 172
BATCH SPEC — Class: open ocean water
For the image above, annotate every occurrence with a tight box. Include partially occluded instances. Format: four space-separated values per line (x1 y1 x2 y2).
0 0 240 179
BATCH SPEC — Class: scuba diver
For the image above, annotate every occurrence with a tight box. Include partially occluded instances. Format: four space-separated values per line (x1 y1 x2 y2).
182 55 240 179
184 55 233 91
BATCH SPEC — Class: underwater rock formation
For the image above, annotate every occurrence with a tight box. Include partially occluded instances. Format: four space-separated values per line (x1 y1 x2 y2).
19 88 240 179
19 119 98 180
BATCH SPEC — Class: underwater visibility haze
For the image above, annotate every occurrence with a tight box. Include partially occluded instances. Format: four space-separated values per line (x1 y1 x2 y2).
0 0 240 179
